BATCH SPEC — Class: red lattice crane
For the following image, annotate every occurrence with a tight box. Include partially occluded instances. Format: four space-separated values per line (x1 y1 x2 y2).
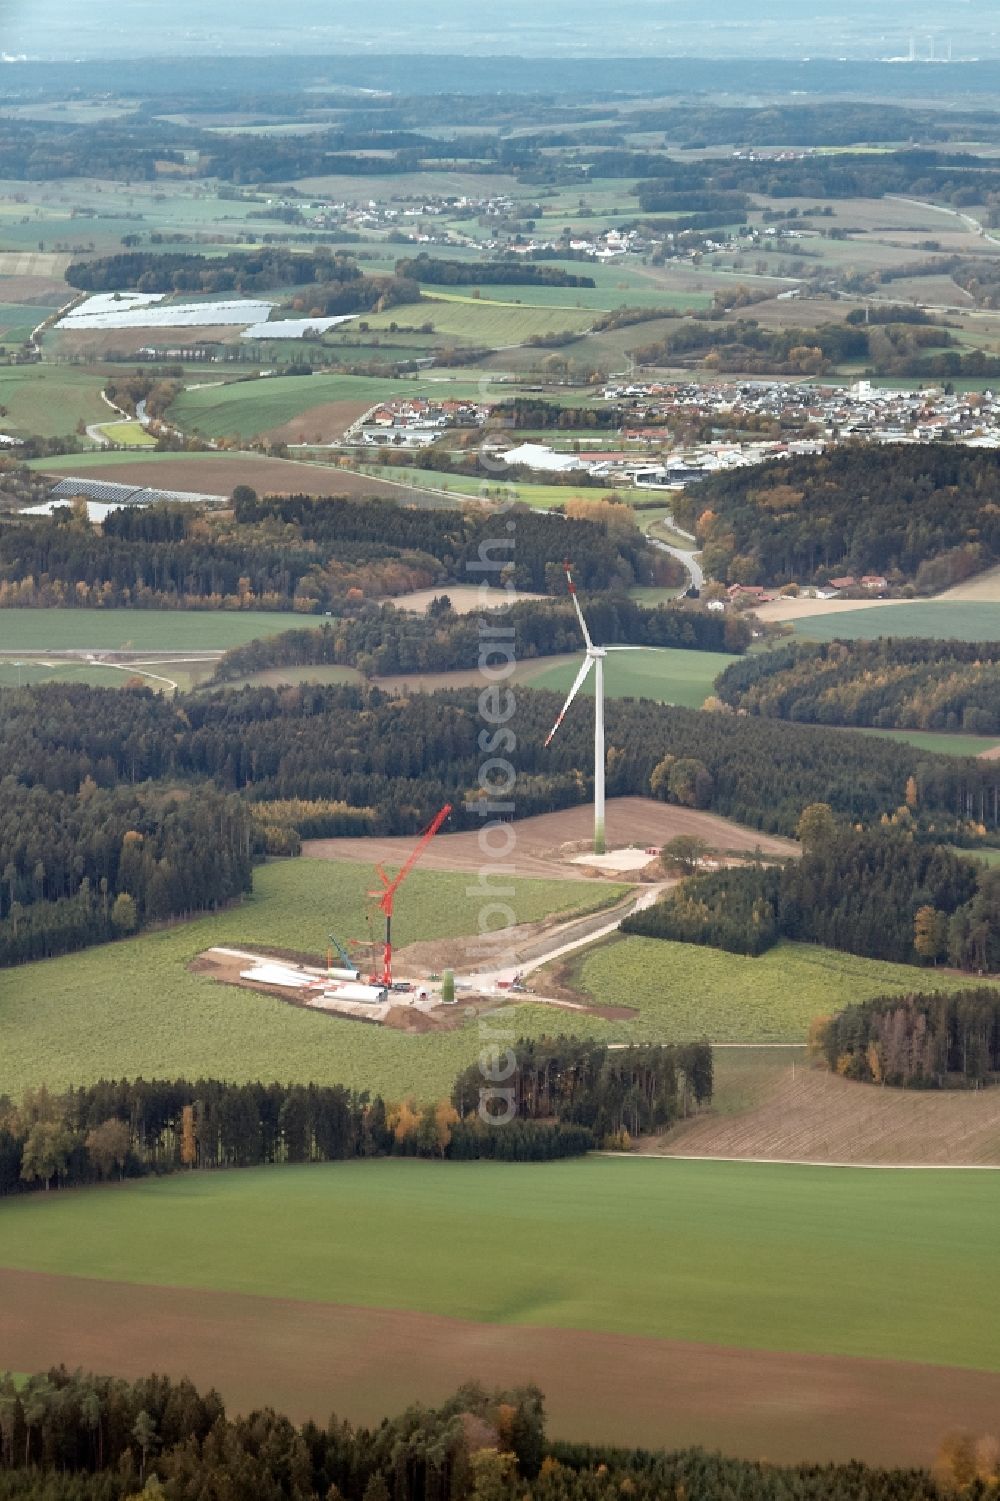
368 803 452 987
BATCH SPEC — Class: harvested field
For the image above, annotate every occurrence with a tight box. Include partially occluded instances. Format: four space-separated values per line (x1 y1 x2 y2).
6 1267 1000 1467
0 273 67 303
939 564 1000 602
754 595 895 624
304 797 798 880
0 251 69 277
267 399 372 443
39 453 435 501
50 324 247 357
388 585 545 613
655 1064 1000 1166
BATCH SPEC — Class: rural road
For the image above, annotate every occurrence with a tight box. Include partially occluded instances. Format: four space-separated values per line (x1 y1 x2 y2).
650 535 704 590
887 194 1000 250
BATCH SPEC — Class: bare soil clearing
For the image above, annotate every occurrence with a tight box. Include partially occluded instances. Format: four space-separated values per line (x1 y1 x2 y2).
40 455 428 501
754 596 896 624
653 1065 1000 1166
3 1267 999 1468
388 585 545 614
268 400 373 443
304 798 797 881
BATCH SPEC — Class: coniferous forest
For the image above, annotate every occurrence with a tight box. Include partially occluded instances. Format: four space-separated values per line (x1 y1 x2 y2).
625 827 1000 969
0 495 659 613
7 676 1000 965
716 638 1000 735
0 1369 969 1501
815 987 1000 1087
672 444 1000 588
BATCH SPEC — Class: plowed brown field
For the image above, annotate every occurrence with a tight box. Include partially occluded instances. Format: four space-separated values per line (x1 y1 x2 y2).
304 797 798 880
3 1267 999 1467
41 456 430 501
267 400 372 443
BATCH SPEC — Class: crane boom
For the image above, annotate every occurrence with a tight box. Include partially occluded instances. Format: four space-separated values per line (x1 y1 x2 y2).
368 803 452 987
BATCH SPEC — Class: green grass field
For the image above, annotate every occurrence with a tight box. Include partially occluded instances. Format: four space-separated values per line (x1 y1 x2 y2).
0 608 328 651
857 727 1000 757
0 365 108 438
0 659 136 689
168 372 509 442
0 302 58 343
954 845 1000 868
795 603 1000 643
529 646 735 709
226 652 707 702
98 419 157 448
344 464 599 510
27 449 247 474
366 296 594 345
0 859 628 1101
568 935 975 1043
1 1156 998 1373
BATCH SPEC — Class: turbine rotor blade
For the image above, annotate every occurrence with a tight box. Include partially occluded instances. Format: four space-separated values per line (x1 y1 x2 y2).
604 644 645 651
543 655 595 747
563 562 594 650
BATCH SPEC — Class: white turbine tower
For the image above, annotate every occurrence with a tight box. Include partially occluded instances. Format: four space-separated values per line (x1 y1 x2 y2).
543 562 646 857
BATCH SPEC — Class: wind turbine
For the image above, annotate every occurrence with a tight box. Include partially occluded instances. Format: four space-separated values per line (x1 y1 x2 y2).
543 562 645 857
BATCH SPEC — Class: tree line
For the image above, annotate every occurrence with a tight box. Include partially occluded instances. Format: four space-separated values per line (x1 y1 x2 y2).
491 398 623 431
814 986 1000 1087
716 637 1000 736
394 255 595 288
452 1037 712 1145
628 316 952 379
66 248 387 295
0 492 657 613
673 443 1000 589
0 1365 987 1501
1 1040 701 1196
625 818 1000 970
211 597 748 684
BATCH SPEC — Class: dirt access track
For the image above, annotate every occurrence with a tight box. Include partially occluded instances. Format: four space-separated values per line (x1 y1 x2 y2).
304 797 797 882
4 1267 999 1469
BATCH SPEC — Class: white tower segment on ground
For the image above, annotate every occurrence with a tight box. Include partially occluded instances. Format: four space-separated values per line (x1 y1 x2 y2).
543 563 649 856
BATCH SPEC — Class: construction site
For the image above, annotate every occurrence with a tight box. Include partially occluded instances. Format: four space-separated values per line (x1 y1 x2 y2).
189 792 800 1029
198 803 464 1026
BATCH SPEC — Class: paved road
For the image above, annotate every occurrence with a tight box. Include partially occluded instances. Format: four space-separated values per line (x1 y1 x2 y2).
649 535 705 590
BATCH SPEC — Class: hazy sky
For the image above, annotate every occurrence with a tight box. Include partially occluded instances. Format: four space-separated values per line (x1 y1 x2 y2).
2 0 999 61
